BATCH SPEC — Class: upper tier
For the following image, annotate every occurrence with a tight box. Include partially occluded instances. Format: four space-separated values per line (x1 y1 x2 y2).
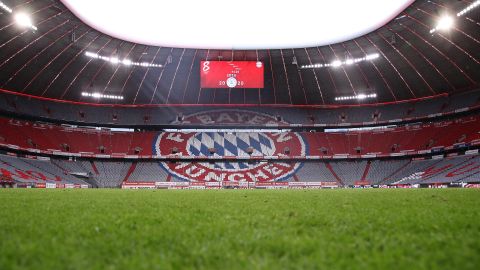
1 89 479 128
1 114 478 160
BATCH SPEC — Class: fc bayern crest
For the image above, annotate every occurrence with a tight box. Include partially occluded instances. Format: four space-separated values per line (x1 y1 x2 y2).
153 111 308 182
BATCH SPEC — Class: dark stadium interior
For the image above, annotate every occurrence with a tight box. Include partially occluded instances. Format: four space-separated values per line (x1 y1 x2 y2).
0 1 480 269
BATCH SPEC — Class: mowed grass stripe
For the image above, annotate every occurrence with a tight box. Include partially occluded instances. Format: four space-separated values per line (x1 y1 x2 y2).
0 189 479 270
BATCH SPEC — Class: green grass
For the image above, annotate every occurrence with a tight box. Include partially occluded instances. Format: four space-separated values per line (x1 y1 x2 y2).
0 189 479 270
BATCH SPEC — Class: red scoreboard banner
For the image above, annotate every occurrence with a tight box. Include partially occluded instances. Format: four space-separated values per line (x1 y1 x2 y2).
200 61 264 88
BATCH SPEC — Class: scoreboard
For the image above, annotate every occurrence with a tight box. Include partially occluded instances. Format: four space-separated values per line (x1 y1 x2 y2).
200 61 264 88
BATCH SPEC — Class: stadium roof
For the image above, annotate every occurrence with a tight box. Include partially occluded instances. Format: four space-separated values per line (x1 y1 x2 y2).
60 0 414 50
0 0 478 105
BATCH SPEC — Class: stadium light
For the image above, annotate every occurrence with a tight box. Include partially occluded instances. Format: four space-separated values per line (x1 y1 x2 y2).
0 1 12 13
81 92 124 100
110 57 119 64
437 16 454 31
85 51 163 68
457 1 479 17
14 12 38 31
334 93 377 101
365 53 380 60
301 53 380 69
331 60 342 68
430 15 454 34
345 59 354 65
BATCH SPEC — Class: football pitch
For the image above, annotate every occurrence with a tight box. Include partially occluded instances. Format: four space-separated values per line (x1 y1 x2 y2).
0 189 479 270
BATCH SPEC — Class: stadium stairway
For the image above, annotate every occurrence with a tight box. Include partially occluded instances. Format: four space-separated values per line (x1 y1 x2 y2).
380 160 412 185
325 163 343 185
361 161 371 183
90 161 99 175
122 162 137 184
51 160 69 175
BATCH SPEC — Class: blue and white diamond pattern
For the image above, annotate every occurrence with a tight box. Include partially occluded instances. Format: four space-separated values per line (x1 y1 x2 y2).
188 132 276 157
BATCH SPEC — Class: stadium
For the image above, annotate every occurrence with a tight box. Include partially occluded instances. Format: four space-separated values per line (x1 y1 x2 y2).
0 0 479 269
